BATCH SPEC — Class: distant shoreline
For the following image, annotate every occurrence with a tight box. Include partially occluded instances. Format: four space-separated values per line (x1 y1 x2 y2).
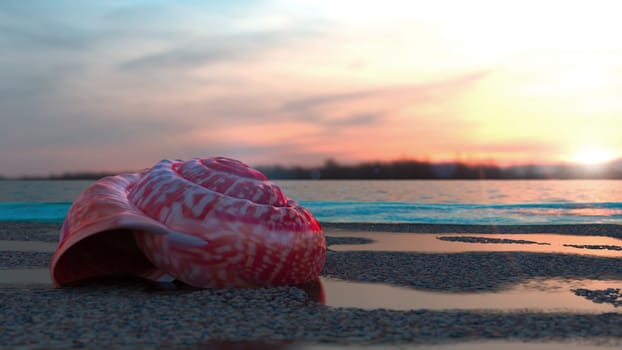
2 159 622 180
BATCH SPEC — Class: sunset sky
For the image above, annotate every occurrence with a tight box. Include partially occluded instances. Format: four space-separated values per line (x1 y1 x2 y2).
1 0 622 176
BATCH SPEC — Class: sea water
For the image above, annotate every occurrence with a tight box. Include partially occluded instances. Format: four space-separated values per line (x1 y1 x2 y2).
0 179 621 224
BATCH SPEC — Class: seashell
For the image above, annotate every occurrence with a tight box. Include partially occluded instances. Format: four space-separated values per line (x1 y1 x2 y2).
50 157 326 288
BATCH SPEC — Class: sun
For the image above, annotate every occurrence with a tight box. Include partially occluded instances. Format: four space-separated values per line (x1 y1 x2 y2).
573 148 616 165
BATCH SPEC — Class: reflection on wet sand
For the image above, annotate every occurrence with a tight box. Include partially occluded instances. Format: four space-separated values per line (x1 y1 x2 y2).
2 268 621 314
320 277 622 313
326 229 622 257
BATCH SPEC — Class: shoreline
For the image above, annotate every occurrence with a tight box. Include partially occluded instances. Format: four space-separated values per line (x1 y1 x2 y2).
3 221 622 234
2 222 622 348
322 223 622 236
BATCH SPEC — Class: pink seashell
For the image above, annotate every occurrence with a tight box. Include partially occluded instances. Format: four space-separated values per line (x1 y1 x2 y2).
50 157 326 288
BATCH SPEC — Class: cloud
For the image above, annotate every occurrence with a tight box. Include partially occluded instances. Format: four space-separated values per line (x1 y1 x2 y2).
0 65 73 101
0 2 103 51
0 21 89 51
120 41 243 71
119 26 323 72
282 90 377 112
283 71 489 112
330 113 382 126
277 71 489 137
459 140 565 155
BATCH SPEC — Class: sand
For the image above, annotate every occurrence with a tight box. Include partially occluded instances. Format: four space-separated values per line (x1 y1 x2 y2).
1 222 622 349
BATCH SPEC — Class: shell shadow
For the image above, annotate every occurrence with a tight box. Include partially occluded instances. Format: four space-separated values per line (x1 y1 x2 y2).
63 273 325 304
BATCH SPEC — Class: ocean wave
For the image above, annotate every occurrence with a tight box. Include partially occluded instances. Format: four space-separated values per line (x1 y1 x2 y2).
300 201 622 225
1 201 622 225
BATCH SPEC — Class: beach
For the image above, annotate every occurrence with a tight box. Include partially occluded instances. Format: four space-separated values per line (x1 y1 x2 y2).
2 222 622 349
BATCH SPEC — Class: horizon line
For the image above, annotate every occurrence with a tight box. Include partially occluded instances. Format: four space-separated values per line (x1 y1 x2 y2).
2 158 621 180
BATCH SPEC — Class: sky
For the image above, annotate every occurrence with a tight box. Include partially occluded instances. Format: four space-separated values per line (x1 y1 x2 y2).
1 0 622 176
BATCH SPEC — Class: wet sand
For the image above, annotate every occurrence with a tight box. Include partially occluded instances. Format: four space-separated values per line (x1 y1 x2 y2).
322 222 622 236
2 222 622 349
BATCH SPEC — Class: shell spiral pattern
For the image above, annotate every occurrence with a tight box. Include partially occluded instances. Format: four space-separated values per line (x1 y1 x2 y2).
50 157 326 288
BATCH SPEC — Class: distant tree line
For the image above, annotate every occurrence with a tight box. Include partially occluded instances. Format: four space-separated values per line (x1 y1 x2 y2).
12 172 121 181
257 159 622 180
4 159 622 180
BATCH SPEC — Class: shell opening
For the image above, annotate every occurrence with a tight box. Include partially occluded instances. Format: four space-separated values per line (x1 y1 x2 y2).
51 229 155 286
